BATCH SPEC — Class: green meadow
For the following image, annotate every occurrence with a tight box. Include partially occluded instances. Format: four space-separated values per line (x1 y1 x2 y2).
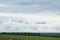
0 35 60 40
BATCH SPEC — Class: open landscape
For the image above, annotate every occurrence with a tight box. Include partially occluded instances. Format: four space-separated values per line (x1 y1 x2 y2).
0 35 60 40
0 0 60 40
0 33 60 40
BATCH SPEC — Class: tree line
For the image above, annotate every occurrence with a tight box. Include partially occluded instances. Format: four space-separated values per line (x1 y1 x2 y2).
0 32 60 38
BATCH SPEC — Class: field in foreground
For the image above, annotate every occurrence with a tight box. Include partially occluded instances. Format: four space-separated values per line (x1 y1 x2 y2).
0 35 60 40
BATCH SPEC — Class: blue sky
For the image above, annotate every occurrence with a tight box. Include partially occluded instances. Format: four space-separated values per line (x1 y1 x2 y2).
0 0 60 33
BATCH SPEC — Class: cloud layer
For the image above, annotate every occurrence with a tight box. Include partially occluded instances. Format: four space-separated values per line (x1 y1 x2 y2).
0 0 60 13
0 13 60 33
0 0 60 33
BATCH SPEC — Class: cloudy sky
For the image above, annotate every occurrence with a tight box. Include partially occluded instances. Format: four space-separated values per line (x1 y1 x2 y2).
0 0 60 33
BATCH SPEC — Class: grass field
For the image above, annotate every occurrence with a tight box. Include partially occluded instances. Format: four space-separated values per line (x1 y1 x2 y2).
0 35 60 40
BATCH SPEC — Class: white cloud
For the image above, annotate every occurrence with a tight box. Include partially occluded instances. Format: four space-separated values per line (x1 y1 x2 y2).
0 4 9 7
0 12 60 32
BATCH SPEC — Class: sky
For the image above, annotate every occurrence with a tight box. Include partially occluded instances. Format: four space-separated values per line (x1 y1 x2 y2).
0 0 60 33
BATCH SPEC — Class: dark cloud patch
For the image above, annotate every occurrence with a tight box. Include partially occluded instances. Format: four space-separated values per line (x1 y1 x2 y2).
36 21 46 24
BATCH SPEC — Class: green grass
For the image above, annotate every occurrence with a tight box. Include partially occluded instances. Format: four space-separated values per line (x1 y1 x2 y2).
0 35 60 40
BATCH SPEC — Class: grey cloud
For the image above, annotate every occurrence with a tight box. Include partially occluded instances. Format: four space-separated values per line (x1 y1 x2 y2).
36 21 46 24
0 0 60 13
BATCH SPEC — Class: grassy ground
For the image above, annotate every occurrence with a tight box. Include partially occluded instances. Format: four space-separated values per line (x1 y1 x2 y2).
0 35 60 40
